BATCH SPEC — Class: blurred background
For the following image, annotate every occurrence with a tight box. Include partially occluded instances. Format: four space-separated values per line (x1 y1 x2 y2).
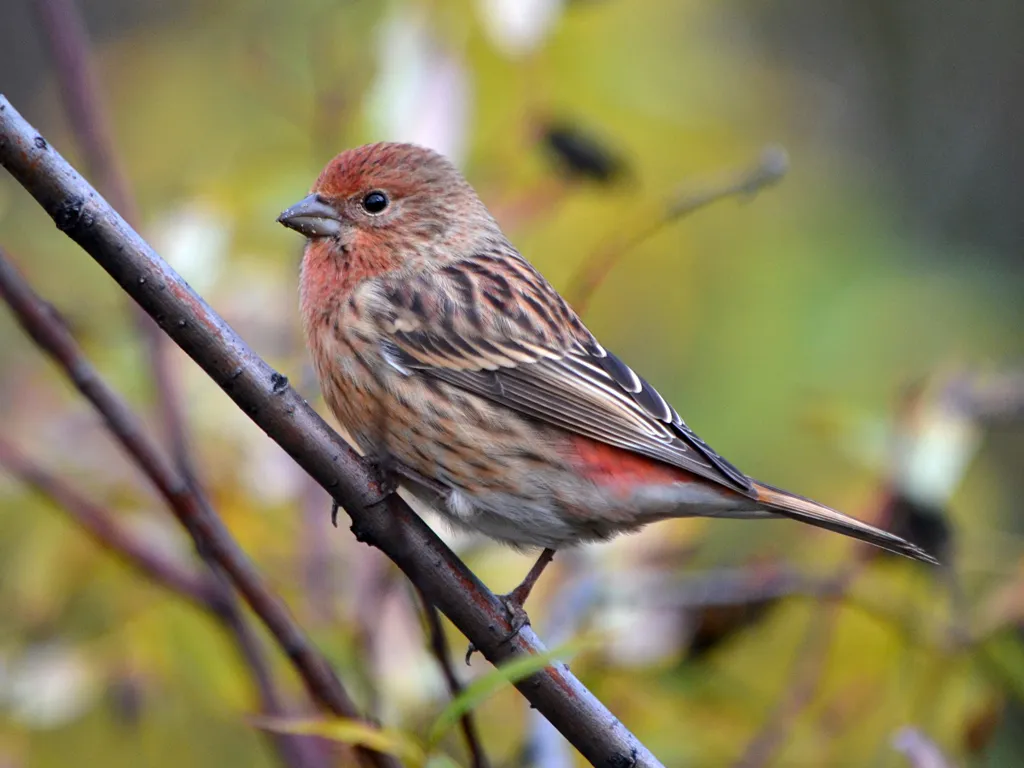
1 0 1023 765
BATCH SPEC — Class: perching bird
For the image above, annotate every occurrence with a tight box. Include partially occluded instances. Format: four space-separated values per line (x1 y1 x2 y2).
278 143 936 625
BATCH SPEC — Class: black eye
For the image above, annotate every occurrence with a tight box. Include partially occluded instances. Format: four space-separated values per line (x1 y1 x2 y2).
362 191 389 214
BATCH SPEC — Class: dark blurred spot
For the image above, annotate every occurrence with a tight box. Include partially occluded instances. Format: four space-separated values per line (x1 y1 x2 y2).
685 600 775 659
540 122 628 185
270 371 289 394
964 696 1005 755
107 672 146 728
55 195 86 232
885 494 952 564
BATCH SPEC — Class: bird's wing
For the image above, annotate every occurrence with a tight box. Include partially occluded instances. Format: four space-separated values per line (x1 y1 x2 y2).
367 251 755 496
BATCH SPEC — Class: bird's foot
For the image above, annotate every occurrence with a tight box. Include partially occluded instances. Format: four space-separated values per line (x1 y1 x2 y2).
464 549 556 664
330 455 399 527
364 452 400 492
464 589 534 664
499 589 533 639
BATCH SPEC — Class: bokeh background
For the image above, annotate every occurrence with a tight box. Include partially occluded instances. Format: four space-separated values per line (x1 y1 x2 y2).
2 0 1023 766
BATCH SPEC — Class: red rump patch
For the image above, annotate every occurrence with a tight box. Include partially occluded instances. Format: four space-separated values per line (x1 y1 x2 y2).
569 435 693 498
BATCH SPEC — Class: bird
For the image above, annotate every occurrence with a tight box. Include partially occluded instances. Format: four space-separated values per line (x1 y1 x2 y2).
278 142 937 630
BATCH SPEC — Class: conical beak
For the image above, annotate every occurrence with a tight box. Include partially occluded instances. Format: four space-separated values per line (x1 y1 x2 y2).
277 194 343 238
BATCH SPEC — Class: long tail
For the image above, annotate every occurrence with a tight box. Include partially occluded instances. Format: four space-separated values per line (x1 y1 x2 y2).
752 481 939 565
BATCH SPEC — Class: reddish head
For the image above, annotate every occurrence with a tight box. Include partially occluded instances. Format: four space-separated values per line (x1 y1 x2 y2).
278 143 501 326
279 143 499 274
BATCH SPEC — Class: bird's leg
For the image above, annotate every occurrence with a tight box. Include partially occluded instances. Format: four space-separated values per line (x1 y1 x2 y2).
465 548 556 664
499 548 556 638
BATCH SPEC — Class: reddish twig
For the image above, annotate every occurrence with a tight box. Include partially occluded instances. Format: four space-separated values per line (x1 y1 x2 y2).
415 587 490 768
0 96 665 768
0 436 327 768
565 146 788 315
0 436 215 606
0 248 393 768
32 0 196 479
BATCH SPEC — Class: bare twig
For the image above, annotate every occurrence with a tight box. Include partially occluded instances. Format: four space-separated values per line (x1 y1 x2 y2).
732 597 842 768
32 0 197 479
0 437 326 768
0 96 666 768
215 591 332 768
0 436 215 606
416 587 490 768
0 249 392 768
565 146 789 314
733 488 902 768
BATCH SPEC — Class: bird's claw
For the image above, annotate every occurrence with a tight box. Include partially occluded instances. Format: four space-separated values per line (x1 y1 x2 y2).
364 454 400 496
463 591 533 664
330 500 340 527
500 592 532 640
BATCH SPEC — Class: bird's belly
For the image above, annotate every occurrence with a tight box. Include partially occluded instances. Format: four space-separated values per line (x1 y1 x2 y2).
315 355 758 549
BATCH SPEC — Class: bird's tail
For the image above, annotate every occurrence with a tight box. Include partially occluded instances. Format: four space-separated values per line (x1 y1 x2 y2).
752 481 939 565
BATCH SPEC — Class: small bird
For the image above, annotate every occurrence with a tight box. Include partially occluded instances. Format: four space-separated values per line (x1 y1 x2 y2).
279 143 936 626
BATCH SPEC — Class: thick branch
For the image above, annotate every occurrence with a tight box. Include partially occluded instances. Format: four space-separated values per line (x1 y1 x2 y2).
0 247 386 768
0 96 665 768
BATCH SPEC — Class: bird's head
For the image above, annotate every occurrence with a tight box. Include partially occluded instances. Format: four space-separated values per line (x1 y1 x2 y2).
278 143 499 277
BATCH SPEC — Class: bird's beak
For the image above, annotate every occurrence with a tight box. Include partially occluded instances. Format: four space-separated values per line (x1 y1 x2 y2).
277 194 343 238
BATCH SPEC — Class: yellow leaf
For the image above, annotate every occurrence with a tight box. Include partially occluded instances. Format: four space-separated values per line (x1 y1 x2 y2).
250 716 428 765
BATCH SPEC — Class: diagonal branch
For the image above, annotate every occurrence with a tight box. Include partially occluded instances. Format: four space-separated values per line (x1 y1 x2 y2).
0 95 666 768
0 247 393 768
25 8 350 765
0 436 215 606
0 437 327 768
32 0 198 480
565 146 789 314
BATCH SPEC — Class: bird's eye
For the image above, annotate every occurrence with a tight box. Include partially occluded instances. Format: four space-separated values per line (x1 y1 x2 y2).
361 191 389 214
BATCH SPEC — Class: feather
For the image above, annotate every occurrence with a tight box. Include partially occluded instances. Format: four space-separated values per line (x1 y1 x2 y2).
369 249 755 495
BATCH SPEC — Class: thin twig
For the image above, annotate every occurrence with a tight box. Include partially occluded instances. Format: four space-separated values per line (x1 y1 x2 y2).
0 437 327 768
31 0 195 476
565 146 789 314
415 587 490 768
732 490 901 768
0 436 215 606
215 590 332 768
732 597 841 768
0 249 394 768
0 95 666 768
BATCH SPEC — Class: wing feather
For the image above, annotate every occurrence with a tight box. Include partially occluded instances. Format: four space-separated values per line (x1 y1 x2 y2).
371 252 755 495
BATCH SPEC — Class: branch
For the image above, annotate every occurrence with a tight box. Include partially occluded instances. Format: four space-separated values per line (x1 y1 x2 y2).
565 146 789 314
0 436 328 768
0 436 215 606
0 247 390 768
23 10 321 762
0 96 665 768
32 0 197 479
733 490 902 768
416 587 490 768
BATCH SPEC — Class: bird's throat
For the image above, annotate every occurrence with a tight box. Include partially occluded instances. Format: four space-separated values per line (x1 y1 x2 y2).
299 238 401 328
